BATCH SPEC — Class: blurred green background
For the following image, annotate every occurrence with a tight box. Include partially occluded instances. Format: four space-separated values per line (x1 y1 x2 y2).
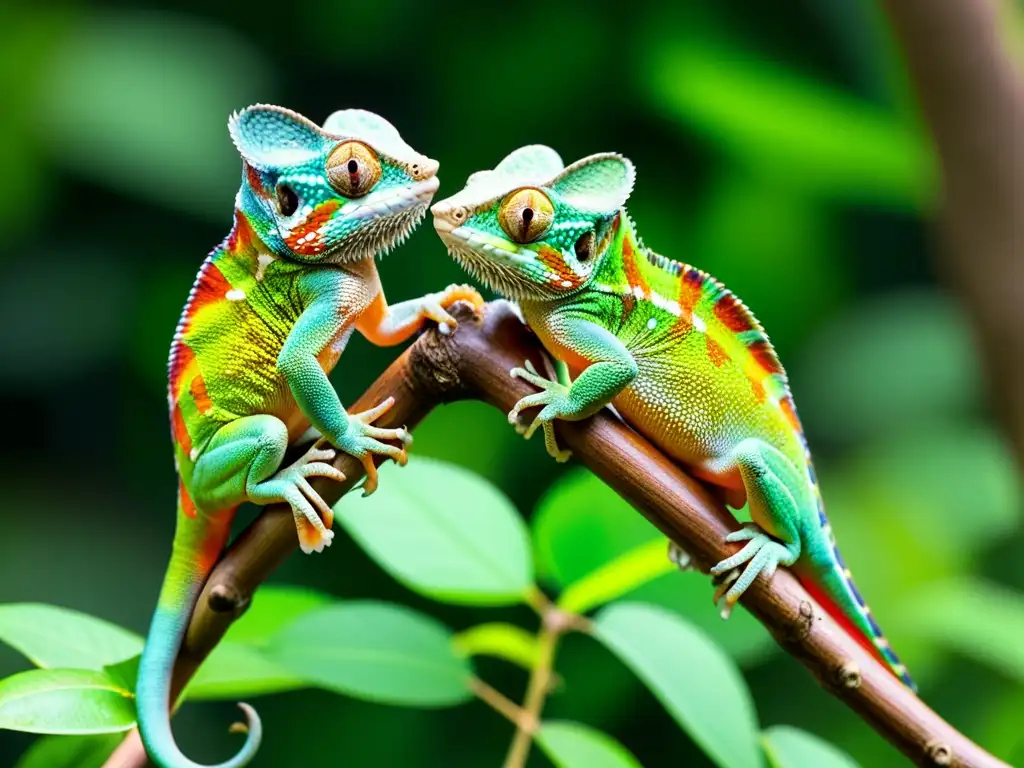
1 0 1022 765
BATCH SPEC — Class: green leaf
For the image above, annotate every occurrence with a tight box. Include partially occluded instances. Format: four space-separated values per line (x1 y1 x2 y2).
335 457 532 606
0 669 136 735
453 623 539 671
537 721 644 768
645 40 934 208
186 642 307 701
534 470 774 664
35 10 276 221
15 733 123 768
592 603 761 768
222 586 332 647
266 601 473 707
101 656 140 694
763 725 860 768
558 539 676 614
0 604 143 670
908 579 1024 681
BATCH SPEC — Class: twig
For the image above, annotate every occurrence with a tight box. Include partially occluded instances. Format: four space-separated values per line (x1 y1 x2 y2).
468 678 531 729
502 611 562 768
105 302 1006 768
881 0 1024 470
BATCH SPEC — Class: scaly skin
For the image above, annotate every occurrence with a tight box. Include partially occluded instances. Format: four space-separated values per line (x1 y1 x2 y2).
432 145 914 691
143 105 483 768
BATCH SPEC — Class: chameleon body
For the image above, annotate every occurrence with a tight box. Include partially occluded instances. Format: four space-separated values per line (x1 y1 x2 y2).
432 146 914 691
144 105 481 768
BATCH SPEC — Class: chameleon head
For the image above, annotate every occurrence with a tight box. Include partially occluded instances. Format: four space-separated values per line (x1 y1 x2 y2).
432 146 634 300
228 104 440 264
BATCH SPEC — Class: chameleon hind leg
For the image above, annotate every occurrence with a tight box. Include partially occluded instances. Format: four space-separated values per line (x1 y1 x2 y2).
708 438 805 618
191 415 345 555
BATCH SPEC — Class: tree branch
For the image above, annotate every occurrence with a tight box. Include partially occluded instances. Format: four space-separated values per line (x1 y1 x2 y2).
882 0 1024 470
106 302 1006 768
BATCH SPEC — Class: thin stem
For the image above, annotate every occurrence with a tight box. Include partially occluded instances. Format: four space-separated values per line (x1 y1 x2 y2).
503 620 559 768
469 677 532 728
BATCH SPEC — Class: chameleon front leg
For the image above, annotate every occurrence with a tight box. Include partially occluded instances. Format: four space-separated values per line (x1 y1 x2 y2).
356 284 484 344
707 438 807 618
191 415 345 553
281 276 414 496
508 318 638 462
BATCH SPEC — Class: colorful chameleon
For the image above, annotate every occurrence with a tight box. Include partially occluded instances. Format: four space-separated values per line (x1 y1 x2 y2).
432 145 915 691
142 105 481 768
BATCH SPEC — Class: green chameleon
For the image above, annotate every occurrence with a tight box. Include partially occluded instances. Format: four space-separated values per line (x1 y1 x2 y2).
144 104 481 768
432 145 915 691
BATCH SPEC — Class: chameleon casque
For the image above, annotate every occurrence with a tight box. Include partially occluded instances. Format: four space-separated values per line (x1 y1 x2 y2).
432 145 915 691
144 104 481 768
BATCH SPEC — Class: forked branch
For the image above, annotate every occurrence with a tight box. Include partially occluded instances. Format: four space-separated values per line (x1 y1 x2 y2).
105 302 1006 768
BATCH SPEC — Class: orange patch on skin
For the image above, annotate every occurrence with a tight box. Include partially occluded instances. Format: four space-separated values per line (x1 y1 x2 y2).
750 376 766 404
706 336 730 367
679 268 704 315
780 395 802 432
286 199 342 256
190 262 233 316
191 374 213 416
537 246 583 289
171 403 192 456
179 480 197 519
621 236 649 296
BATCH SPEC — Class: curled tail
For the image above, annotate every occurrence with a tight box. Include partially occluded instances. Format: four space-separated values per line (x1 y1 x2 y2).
137 505 261 768
797 497 916 692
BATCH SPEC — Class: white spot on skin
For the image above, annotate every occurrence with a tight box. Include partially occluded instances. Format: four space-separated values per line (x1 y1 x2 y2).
632 285 646 300
256 253 276 281
561 280 573 288
226 288 246 301
647 317 657 330
189 448 199 462
693 314 707 332
438 322 452 336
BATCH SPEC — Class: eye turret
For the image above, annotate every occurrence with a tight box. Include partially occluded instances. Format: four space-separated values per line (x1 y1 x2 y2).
498 188 554 243
327 141 382 198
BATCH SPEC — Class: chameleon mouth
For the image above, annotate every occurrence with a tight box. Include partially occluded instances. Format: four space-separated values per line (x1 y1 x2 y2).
341 176 440 221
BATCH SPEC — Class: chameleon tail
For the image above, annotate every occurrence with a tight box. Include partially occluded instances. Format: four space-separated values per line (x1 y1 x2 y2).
137 503 261 768
796 510 916 693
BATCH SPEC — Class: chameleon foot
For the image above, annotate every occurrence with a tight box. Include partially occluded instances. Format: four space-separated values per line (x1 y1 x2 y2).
262 443 347 554
508 360 573 462
420 284 485 335
709 524 796 618
667 541 695 572
335 397 412 496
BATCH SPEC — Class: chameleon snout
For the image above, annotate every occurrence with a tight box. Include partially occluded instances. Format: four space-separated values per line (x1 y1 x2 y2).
431 200 468 235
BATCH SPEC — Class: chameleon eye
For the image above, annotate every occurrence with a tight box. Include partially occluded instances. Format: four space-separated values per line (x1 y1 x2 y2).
498 188 553 244
574 231 594 262
327 141 382 199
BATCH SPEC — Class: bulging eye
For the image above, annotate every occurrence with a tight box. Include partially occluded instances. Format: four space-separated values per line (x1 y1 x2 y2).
498 188 554 243
276 183 298 216
327 141 382 198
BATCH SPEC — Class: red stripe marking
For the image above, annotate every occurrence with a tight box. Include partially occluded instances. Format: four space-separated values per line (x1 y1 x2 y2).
779 394 802 432
179 479 197 519
679 268 704 315
750 377 766 404
537 245 584 289
190 262 232 316
713 292 755 333
286 199 342 256
797 575 900 682
748 338 784 377
191 374 213 416
171 404 192 457
621 237 649 295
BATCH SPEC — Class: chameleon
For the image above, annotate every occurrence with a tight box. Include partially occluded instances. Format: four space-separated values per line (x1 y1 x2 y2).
142 104 482 768
431 145 915 691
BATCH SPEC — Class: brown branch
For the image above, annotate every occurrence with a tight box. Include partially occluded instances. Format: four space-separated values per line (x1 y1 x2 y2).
105 302 1005 768
882 0 1024 470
